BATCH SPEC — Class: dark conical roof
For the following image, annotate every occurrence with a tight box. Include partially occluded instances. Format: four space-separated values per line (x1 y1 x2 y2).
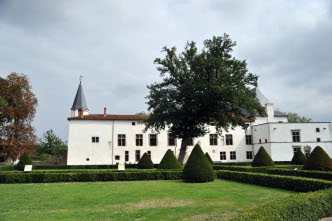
71 81 88 110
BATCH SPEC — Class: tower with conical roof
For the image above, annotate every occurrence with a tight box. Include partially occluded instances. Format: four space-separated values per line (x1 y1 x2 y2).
71 80 88 117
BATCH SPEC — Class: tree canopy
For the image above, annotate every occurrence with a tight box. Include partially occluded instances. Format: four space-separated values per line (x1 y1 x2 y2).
287 112 312 123
36 129 68 156
144 34 264 164
0 73 38 160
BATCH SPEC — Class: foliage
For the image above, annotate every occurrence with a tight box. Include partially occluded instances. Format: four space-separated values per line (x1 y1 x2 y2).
16 152 33 171
291 149 307 165
137 152 154 169
182 144 214 183
135 111 148 115
213 165 269 173
252 147 275 167
39 154 54 161
205 152 213 164
232 187 332 221
303 146 332 171
158 149 182 169
216 170 332 192
144 35 265 164
266 168 332 181
36 129 67 156
0 73 38 160
286 112 312 123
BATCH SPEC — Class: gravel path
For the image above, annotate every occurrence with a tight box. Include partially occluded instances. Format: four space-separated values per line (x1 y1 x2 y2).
320 218 332 221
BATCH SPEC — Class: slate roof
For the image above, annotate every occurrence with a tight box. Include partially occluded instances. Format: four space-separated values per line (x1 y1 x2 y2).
71 81 88 110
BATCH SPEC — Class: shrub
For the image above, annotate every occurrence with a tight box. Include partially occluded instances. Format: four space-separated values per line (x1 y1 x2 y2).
137 153 154 169
16 152 33 171
232 187 332 221
182 144 215 183
158 149 182 169
266 168 332 181
213 165 268 173
304 146 332 171
291 149 306 165
39 154 53 161
205 152 213 164
252 146 275 167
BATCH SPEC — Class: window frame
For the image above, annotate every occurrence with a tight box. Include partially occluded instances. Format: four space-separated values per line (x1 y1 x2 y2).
292 130 301 143
209 134 218 146
136 134 143 146
118 134 126 146
246 151 253 160
92 136 99 143
230 151 236 160
168 134 176 146
245 135 252 145
135 150 141 162
149 134 157 146
125 151 129 162
225 134 233 146
220 151 226 160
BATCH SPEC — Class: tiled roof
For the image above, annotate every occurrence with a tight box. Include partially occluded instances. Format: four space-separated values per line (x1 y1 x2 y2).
68 114 150 121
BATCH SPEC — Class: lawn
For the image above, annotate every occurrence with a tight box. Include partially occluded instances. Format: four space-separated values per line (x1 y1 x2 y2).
0 179 294 221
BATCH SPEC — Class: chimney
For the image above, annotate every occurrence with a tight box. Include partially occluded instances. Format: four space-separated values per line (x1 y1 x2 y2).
104 107 107 116
265 103 274 122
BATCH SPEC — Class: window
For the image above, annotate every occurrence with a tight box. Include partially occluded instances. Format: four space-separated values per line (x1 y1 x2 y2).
149 134 157 146
92 137 99 143
317 138 321 142
226 134 233 145
292 130 301 142
135 150 141 161
265 139 267 143
132 122 136 126
220 151 226 160
136 134 143 146
293 146 301 154
230 151 236 160
186 138 194 146
168 135 176 146
147 151 151 158
118 134 126 146
245 135 252 145
221 136 225 146
125 151 129 162
259 139 261 144
316 128 320 133
210 134 218 145
115 155 120 160
246 151 253 160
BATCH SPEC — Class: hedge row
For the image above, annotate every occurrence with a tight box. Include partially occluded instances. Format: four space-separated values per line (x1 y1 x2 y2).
0 166 15 171
232 187 332 221
213 161 292 166
0 170 182 184
212 165 268 173
0 169 182 174
266 168 332 181
216 170 332 192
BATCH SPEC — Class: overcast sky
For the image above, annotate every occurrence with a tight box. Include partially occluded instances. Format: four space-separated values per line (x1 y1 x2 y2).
1 0 332 140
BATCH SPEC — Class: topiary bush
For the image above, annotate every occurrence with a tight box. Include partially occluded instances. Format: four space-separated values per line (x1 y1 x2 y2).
291 149 306 165
303 146 332 171
158 149 182 169
205 152 213 164
182 144 215 183
16 152 33 171
252 147 275 167
137 152 154 169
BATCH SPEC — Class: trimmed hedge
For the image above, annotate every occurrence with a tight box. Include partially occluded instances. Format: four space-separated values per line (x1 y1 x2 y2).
291 149 306 165
16 152 33 171
232 187 332 221
213 165 268 173
266 168 332 181
137 153 154 169
205 152 213 164
216 170 332 192
158 149 182 169
252 147 275 167
183 144 215 183
0 170 183 184
0 165 15 171
304 146 332 171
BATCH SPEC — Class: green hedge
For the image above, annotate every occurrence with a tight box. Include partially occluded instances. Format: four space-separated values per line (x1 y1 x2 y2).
266 168 332 181
213 161 292 166
0 170 182 184
232 187 332 221
0 166 15 171
212 165 268 173
216 170 332 192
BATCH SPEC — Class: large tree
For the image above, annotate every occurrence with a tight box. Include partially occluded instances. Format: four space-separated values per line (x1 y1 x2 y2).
144 35 264 164
287 112 312 123
36 129 68 156
0 77 7 111
0 73 38 160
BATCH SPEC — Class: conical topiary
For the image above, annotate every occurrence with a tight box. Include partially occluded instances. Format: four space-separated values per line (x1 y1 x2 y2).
158 149 182 169
183 144 215 183
252 146 275 167
303 146 332 171
16 152 33 171
291 149 307 165
137 152 154 169
205 152 213 164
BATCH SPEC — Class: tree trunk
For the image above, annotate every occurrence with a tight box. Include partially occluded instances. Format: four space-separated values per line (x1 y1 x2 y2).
178 138 188 165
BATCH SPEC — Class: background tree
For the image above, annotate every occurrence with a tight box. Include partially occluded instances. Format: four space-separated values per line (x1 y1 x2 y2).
136 111 148 115
287 112 312 123
36 129 68 156
0 77 7 111
144 34 265 164
0 73 38 161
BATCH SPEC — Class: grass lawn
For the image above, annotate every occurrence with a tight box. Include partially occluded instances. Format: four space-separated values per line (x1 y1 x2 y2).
0 179 294 221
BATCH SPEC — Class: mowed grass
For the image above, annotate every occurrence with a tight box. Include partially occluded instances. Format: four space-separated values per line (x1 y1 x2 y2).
0 179 294 221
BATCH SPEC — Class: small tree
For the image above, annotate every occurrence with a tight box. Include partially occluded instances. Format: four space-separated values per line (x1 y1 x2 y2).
252 147 275 167
291 149 306 165
16 152 33 171
137 152 154 169
304 146 332 171
36 130 67 156
205 152 213 164
183 144 214 183
287 112 312 123
158 149 182 169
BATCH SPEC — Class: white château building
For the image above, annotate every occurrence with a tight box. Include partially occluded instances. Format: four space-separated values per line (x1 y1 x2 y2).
67 82 332 165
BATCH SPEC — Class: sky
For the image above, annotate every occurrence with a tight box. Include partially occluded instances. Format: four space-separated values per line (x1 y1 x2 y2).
0 0 332 140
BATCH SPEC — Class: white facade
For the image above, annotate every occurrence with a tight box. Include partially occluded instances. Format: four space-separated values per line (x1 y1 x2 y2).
67 86 332 165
